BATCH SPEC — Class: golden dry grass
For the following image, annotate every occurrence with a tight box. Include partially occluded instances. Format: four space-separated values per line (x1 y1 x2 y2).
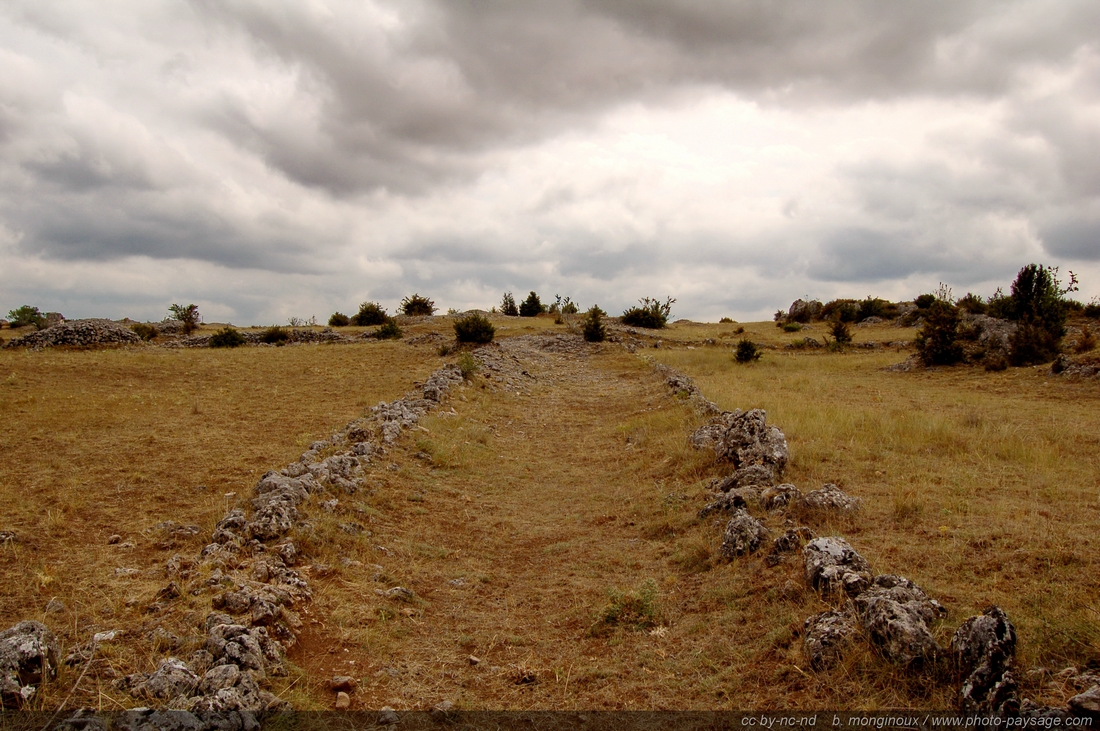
0 316 1096 712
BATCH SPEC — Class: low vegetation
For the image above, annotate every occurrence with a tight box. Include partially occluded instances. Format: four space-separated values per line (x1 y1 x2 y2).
352 302 389 327
621 296 675 329
7 305 46 330
453 312 495 344
401 294 437 317
168 304 200 335
209 326 246 348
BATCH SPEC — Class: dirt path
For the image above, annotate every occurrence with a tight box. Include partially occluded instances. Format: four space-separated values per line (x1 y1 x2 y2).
290 335 718 710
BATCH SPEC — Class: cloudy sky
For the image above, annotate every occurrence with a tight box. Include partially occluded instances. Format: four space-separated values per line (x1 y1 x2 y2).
1 1 1098 324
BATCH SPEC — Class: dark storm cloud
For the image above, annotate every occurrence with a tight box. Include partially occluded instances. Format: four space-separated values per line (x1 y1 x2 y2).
4 0 1100 321
182 0 1100 195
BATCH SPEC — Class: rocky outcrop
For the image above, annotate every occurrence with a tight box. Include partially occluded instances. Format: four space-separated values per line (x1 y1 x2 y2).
799 483 861 513
690 409 789 473
760 484 802 511
952 606 1019 714
803 609 860 670
653 363 721 415
3 319 142 349
719 509 769 558
853 575 946 666
711 464 777 491
803 537 873 599
786 299 823 323
0 620 60 707
698 487 760 519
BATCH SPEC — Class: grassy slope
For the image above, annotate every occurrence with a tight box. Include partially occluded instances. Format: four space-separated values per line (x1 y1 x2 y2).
0 316 1096 711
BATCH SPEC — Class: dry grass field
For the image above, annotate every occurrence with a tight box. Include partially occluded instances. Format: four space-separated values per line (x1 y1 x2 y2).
0 315 1096 712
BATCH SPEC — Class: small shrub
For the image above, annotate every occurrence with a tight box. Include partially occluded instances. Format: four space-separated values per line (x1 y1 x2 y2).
260 326 289 344
328 312 350 327
734 338 762 363
957 293 988 315
519 291 544 317
7 305 46 329
1006 264 1075 366
984 352 1008 372
719 317 734 324
829 317 853 345
582 306 606 342
590 579 661 636
986 288 1014 319
168 304 200 335
500 292 519 317
734 326 745 334
130 323 157 341
1077 326 1097 354
782 322 802 333
373 319 403 340
353 302 389 326
1084 301 1100 319
438 343 453 357
621 296 675 329
400 293 437 317
209 327 245 348
821 299 858 322
857 296 897 321
457 352 479 379
453 312 495 344
914 294 936 310
914 299 963 366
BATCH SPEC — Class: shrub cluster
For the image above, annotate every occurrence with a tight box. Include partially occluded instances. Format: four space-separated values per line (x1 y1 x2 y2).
328 312 350 327
519 291 544 317
130 323 157 341
582 306 607 342
209 327 245 348
372 320 403 340
622 297 675 329
453 312 495 344
734 338 762 363
260 326 289 345
352 302 388 326
7 305 46 330
168 304 200 335
401 294 436 317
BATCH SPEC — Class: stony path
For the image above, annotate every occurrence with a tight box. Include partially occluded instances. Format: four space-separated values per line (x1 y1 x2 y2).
291 334 708 710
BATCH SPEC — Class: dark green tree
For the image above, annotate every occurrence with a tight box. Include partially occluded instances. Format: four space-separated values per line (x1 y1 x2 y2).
519 291 543 317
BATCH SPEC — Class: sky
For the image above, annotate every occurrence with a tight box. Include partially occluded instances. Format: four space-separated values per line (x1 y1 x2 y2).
1 1 1099 325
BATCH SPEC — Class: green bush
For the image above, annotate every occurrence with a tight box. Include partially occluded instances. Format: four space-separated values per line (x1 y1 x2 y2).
260 326 289 344
719 317 734 324
1006 264 1073 366
857 297 898 321
621 297 675 329
169 304 200 335
1084 301 1100 319
781 322 802 333
500 292 519 317
957 292 988 315
582 306 607 342
914 294 936 310
914 299 963 366
821 299 858 322
7 305 46 330
130 323 157 341
372 319 403 340
457 352 479 379
453 312 495 344
400 294 436 317
328 312 350 327
519 291 544 317
734 338 762 363
209 327 245 348
829 317 853 345
353 302 388 326
986 288 1014 319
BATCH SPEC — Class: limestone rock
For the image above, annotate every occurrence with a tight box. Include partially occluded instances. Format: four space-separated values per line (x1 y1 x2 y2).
122 657 200 702
1069 685 1100 718
4 319 142 350
698 488 759 519
803 537 872 599
951 606 1019 714
803 610 860 670
0 620 60 707
799 483 861 512
690 409 789 473
772 526 814 554
719 509 769 558
853 575 945 666
761 484 802 511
